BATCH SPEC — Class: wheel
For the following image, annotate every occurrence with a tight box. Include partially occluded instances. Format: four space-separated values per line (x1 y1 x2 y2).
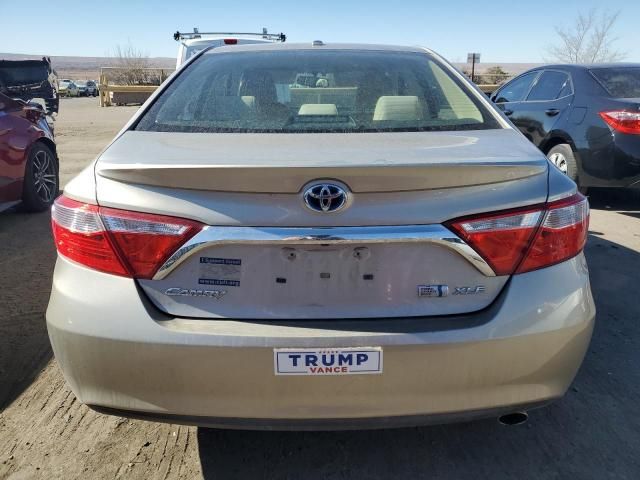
22 142 58 212
547 143 585 189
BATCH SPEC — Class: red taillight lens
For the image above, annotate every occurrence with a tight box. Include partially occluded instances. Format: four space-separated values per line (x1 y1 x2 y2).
52 196 202 278
51 197 128 276
516 194 589 273
448 207 543 275
223 38 238 45
599 110 640 135
448 194 589 276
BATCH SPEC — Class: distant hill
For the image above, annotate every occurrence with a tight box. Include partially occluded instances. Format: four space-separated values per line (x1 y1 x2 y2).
0 52 175 80
1 52 542 82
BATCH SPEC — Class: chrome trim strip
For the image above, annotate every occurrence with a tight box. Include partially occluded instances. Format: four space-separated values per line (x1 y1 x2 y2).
153 224 496 280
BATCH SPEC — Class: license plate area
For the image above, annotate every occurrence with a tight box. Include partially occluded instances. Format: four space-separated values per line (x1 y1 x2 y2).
274 347 383 375
140 229 507 319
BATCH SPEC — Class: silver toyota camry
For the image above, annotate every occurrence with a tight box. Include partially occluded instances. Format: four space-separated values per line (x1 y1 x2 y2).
47 43 595 430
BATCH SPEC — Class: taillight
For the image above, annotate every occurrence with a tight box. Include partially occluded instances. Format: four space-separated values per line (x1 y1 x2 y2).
51 196 202 278
599 110 640 135
516 194 589 273
223 38 238 45
51 197 128 276
448 193 589 276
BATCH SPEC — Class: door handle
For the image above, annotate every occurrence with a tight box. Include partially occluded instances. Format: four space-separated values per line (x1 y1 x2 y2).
545 108 560 116
503 109 513 116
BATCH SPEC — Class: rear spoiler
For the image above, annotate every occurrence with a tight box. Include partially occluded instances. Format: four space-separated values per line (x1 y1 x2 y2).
173 28 286 42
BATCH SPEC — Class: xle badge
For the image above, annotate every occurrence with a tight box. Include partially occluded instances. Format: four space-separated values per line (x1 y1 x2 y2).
453 286 486 295
417 285 486 297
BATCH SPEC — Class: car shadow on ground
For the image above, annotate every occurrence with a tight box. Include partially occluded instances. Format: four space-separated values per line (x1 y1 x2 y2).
196 189 640 480
587 187 640 218
0 208 55 410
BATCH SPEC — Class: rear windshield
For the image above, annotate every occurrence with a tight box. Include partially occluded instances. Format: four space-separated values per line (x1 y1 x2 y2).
0 63 49 86
135 50 500 133
591 67 640 98
185 45 208 62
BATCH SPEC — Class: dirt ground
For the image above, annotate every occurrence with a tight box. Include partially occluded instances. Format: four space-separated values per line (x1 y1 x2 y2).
1 97 639 479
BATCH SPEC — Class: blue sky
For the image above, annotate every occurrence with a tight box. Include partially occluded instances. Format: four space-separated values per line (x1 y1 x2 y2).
1 0 637 62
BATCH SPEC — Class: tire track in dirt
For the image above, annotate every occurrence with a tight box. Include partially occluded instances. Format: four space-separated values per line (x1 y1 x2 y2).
1 363 201 479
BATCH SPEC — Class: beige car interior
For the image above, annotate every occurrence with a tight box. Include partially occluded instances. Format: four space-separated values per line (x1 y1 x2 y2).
298 103 339 116
372 96 424 121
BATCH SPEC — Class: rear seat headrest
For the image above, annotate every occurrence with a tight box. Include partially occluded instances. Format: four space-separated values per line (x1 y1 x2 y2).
241 96 256 108
298 104 338 116
373 96 423 121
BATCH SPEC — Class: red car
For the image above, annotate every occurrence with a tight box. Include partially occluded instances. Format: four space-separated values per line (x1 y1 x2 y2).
0 92 58 212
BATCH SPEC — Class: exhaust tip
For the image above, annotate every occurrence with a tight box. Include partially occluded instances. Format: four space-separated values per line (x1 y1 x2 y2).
498 412 528 426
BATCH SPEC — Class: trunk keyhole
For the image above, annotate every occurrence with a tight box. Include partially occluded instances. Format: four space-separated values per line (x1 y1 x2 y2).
353 247 370 260
282 247 298 261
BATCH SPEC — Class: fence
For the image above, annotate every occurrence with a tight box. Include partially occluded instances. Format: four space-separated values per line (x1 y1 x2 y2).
473 72 512 95
98 67 173 107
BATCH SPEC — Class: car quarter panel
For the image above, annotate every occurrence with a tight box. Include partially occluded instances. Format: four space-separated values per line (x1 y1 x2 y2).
0 96 53 203
562 93 640 187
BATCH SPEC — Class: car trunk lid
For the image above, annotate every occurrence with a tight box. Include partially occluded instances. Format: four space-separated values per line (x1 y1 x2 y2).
96 129 546 193
94 128 548 319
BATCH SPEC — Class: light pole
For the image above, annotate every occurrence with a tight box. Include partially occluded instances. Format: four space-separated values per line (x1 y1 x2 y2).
467 52 481 83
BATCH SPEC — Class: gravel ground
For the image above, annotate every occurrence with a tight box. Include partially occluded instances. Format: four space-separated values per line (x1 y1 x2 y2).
1 97 639 479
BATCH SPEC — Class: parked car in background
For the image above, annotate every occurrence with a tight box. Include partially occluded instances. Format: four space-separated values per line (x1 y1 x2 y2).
48 43 594 430
492 64 640 191
0 57 59 114
86 80 98 97
0 92 58 212
75 81 88 96
58 79 79 97
174 27 286 67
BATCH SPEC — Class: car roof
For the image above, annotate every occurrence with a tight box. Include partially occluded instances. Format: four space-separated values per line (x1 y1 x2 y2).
528 63 640 72
204 42 433 55
184 37 273 45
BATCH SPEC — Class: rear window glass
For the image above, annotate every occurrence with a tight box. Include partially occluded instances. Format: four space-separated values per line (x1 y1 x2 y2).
0 63 49 85
591 67 640 98
135 50 500 133
527 71 572 101
494 72 538 103
185 45 209 61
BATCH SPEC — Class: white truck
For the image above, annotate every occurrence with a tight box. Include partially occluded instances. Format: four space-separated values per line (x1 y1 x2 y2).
173 28 286 68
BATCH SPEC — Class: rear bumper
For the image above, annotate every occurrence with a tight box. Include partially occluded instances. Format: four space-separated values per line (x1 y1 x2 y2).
579 134 640 188
89 401 551 431
46 254 595 429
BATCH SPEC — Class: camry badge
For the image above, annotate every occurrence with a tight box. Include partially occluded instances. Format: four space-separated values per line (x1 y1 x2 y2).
164 287 227 299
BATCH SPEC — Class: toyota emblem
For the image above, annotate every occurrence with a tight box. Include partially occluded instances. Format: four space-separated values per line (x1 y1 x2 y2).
303 183 348 213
